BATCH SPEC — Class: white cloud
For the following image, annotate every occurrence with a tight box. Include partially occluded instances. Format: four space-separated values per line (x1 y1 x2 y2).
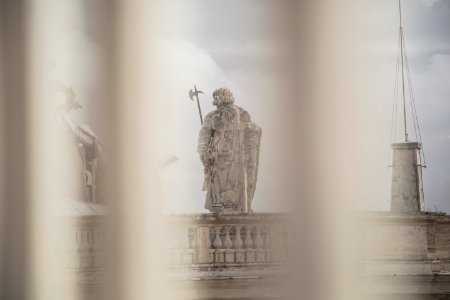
206 39 280 60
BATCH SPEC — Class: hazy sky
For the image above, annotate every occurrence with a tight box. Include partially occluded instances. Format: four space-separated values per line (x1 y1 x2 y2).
391 0 450 212
53 0 449 213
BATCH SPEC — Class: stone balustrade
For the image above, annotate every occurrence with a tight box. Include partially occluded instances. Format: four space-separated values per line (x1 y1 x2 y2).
164 213 290 266
49 210 450 299
51 216 107 287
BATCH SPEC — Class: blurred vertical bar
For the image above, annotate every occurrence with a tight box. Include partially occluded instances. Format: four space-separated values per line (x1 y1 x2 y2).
1 0 117 299
302 1 382 299
26 0 77 299
108 1 171 299
0 0 31 299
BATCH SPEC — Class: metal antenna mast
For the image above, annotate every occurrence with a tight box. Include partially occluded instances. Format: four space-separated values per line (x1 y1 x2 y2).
399 0 409 142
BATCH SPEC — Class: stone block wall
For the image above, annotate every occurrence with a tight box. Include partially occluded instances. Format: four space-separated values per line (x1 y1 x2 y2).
360 212 450 299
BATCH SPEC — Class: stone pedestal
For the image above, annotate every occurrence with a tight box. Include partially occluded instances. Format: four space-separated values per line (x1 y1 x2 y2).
235 249 245 263
225 249 235 263
391 142 425 212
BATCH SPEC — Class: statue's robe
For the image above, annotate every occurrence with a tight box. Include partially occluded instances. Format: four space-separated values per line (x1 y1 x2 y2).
198 105 261 214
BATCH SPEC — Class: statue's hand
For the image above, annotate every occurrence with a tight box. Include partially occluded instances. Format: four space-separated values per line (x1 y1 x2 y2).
201 154 214 167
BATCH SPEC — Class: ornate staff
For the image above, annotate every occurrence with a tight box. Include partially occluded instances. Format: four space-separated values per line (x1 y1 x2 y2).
189 85 204 125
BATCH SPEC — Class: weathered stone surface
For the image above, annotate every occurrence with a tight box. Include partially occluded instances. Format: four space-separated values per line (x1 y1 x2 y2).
198 88 261 214
359 212 450 298
162 213 292 299
163 213 290 266
391 142 425 212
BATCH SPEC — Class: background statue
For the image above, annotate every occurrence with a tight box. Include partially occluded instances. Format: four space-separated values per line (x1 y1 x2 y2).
198 88 261 214
56 85 105 203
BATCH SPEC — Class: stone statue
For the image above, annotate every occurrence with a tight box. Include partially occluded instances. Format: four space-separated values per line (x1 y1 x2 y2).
198 88 261 214
56 85 105 203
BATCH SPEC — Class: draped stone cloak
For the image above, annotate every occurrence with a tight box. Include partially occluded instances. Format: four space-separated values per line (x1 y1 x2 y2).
198 104 261 214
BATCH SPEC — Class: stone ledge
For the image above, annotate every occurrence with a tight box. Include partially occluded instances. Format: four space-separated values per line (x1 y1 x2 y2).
164 213 291 225
164 262 291 281
356 211 449 224
360 274 450 295
391 142 422 149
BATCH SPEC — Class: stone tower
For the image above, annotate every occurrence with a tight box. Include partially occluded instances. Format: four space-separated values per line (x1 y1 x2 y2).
390 142 425 212
390 1 426 213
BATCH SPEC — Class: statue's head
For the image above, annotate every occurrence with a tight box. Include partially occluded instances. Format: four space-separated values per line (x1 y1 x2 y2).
54 84 82 113
212 87 235 107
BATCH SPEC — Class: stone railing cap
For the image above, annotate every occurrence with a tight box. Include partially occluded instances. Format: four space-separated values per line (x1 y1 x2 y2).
391 142 422 149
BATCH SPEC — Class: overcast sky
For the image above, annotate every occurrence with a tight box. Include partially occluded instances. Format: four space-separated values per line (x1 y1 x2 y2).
53 0 450 213
390 0 450 212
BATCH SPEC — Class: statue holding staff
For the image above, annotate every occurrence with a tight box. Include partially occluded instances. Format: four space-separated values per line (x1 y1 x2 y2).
197 88 261 214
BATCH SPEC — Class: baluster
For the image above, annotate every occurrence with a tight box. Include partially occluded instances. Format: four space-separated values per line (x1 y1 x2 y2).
254 226 265 262
213 226 223 248
98 230 105 251
72 229 79 252
88 229 94 251
172 227 182 264
245 226 253 249
189 227 196 249
270 225 286 261
213 226 224 263
233 226 243 249
181 226 190 249
254 226 263 248
190 227 198 264
80 230 90 251
76 231 81 252
207 227 214 262
245 226 256 262
165 226 174 264
79 230 92 269
223 226 233 249
169 227 176 248
223 226 235 263
278 226 288 261
66 230 78 269
62 229 71 252
176 227 184 249
181 226 192 264
87 229 95 268
265 227 273 261
93 230 104 268
234 226 245 263
283 226 290 260
195 226 213 263
93 230 100 251
54 231 64 268
207 228 212 248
